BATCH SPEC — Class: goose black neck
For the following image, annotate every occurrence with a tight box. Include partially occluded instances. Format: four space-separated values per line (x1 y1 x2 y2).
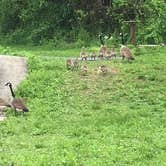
121 33 125 45
9 85 15 98
99 34 105 45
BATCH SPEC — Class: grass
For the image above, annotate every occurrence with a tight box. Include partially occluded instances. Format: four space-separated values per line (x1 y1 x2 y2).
0 44 100 57
0 45 166 165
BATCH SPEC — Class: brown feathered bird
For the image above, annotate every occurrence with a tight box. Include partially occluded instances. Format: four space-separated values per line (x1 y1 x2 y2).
81 64 88 75
5 82 29 115
120 45 135 61
97 65 108 74
73 57 79 69
120 33 135 61
105 48 112 60
90 51 96 60
98 45 107 58
100 45 107 55
66 58 72 70
80 47 87 61
110 46 117 59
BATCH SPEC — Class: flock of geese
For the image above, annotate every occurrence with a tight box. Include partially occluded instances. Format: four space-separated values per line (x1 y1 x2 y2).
66 33 135 74
0 33 135 117
0 82 29 116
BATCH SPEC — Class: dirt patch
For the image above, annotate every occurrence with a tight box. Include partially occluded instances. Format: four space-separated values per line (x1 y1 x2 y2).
110 67 119 74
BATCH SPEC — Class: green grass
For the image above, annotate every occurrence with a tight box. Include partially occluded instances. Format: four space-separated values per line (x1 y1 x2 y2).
0 44 100 57
0 45 166 165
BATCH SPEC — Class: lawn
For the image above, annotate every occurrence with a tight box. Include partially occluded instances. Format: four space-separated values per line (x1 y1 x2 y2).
0 45 166 165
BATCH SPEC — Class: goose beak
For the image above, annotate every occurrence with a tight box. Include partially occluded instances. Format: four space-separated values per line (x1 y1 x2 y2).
5 82 11 86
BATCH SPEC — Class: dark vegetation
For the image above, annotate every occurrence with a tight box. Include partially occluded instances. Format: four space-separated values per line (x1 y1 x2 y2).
0 0 165 46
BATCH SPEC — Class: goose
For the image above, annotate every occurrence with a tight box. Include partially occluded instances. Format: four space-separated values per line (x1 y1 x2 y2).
73 57 79 69
105 48 112 60
120 33 135 61
5 82 29 115
98 45 107 59
80 47 87 61
80 51 87 61
90 51 96 60
98 49 104 59
81 64 88 75
66 58 72 70
97 65 108 74
110 46 117 59
101 45 107 55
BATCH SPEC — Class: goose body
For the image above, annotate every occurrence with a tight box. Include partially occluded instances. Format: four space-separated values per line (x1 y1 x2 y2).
100 45 107 55
80 51 87 61
120 33 135 61
90 52 96 60
81 64 88 75
98 45 107 58
105 49 112 60
11 98 29 112
98 50 104 58
110 47 117 58
120 45 135 60
66 59 72 69
98 65 108 74
73 58 79 69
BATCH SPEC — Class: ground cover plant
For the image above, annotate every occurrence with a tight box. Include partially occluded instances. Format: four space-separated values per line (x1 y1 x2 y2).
0 46 166 165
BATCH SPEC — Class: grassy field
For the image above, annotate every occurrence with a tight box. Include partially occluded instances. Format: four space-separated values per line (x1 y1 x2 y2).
0 45 166 165
0 44 98 57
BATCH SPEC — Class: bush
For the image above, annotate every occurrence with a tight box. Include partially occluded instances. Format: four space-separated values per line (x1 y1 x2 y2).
76 28 91 46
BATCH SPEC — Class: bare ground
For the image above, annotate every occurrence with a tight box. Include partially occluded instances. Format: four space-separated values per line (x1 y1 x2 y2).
0 55 28 97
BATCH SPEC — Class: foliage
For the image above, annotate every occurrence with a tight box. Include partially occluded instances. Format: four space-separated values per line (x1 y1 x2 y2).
0 0 165 45
137 0 166 44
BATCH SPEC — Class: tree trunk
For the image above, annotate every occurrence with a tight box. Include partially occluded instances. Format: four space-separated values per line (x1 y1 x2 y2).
130 22 136 45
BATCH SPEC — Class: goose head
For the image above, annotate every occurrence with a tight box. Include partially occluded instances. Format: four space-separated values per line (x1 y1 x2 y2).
5 82 12 87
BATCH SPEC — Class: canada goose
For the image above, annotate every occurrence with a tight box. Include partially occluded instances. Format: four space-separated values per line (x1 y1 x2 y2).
101 45 107 55
97 65 108 74
120 33 135 61
80 51 87 61
98 49 104 59
66 58 72 70
80 47 87 61
81 64 88 75
110 46 117 59
90 52 96 60
73 57 79 69
98 45 107 59
5 82 29 115
105 48 112 60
